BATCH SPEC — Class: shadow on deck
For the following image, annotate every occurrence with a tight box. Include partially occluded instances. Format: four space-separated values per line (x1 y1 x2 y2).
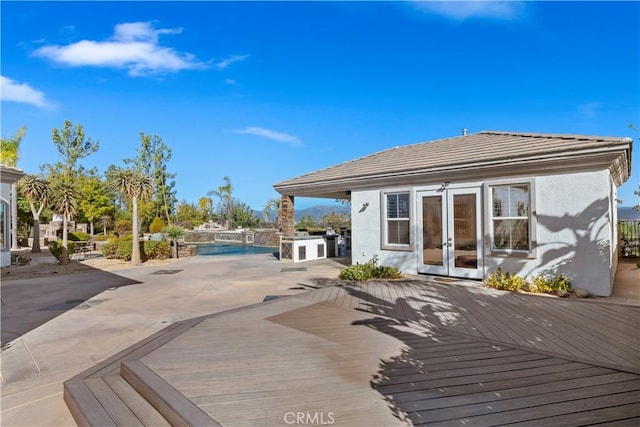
64 278 640 426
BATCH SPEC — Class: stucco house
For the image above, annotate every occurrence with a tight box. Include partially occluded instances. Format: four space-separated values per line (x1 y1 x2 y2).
1 164 25 267
274 131 633 296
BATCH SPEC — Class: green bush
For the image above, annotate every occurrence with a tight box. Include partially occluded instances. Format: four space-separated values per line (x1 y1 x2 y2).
144 240 171 260
116 239 134 261
484 268 524 292
48 240 76 261
339 256 402 281
68 231 90 241
101 239 119 259
101 237 169 261
93 233 114 241
114 220 132 236
532 274 571 293
149 217 166 234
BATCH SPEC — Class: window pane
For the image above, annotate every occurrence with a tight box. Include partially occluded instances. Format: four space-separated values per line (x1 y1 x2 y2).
388 220 410 245
397 193 410 217
0 202 4 249
492 185 529 217
493 219 529 250
387 193 410 219
387 194 398 218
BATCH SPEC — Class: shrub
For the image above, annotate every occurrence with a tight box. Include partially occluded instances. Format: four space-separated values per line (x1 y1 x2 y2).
68 231 90 241
93 233 114 241
144 240 171 260
102 237 169 261
532 274 571 293
114 220 132 236
374 265 403 279
149 217 166 234
48 240 76 261
101 239 119 259
484 268 524 292
339 256 402 281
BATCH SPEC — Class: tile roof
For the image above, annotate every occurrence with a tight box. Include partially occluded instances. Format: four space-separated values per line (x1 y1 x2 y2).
274 131 632 197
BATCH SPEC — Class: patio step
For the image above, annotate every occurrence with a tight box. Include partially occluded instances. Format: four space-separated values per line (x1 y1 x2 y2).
63 315 220 426
64 298 302 426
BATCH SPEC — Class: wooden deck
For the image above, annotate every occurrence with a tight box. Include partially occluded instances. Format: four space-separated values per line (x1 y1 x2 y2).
66 278 640 426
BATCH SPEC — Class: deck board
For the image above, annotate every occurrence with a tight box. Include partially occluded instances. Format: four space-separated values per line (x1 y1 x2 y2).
138 278 639 427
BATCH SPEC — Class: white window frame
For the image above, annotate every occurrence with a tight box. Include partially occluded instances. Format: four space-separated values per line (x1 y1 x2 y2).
485 180 536 257
0 199 8 251
381 190 413 251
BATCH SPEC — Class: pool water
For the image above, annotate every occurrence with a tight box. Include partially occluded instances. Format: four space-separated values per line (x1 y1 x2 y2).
196 243 278 256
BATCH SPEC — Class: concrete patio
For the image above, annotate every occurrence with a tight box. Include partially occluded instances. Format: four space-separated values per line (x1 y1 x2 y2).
2 254 639 426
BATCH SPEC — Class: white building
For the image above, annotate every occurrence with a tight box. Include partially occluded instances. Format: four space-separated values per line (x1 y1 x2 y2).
274 131 632 296
0 164 25 267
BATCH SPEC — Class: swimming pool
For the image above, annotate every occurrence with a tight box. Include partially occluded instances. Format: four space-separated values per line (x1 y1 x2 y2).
196 243 278 256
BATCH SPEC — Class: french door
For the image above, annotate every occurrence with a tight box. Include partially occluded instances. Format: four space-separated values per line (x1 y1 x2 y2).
417 187 483 279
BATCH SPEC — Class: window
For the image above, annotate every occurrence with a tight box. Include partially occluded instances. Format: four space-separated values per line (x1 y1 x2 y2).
384 192 411 247
0 201 6 250
491 184 530 251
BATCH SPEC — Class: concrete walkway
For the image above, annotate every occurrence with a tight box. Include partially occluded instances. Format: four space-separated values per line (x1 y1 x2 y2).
1 253 638 426
1 254 344 426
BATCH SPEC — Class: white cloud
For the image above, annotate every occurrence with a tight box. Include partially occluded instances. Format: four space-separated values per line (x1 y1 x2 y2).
0 75 52 108
224 79 237 85
33 21 206 76
578 102 601 119
215 54 250 70
234 127 302 146
412 1 526 21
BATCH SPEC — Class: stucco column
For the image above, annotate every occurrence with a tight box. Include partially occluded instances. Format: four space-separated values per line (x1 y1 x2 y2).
281 195 295 236
11 184 18 250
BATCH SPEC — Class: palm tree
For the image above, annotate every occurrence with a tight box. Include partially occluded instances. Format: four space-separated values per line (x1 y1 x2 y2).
50 182 78 265
1 126 26 250
100 215 112 235
107 169 153 266
207 176 233 229
163 224 185 259
198 197 214 222
19 175 51 253
263 198 282 230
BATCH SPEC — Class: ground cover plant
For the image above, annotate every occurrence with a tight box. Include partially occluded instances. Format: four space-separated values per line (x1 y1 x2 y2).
484 268 572 295
339 255 402 281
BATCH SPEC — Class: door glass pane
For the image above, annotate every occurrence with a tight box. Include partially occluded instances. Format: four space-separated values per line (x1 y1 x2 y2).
422 196 443 266
453 194 477 268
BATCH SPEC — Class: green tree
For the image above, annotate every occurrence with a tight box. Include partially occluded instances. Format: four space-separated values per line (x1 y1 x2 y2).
199 197 214 222
208 176 233 229
322 210 350 230
125 132 177 225
50 182 78 265
19 175 51 253
175 201 203 229
232 200 260 228
163 224 185 259
107 168 153 266
50 120 99 249
0 126 26 167
100 215 112 235
77 171 114 236
297 215 317 230
1 126 27 250
262 198 282 229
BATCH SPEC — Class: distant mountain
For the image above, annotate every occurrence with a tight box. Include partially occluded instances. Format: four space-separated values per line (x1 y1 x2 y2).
618 206 640 221
256 205 350 223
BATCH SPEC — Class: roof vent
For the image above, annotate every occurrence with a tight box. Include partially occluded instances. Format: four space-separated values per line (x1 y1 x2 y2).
462 128 468 136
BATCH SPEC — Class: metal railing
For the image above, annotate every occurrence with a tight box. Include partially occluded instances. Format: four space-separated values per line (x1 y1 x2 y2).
619 220 640 258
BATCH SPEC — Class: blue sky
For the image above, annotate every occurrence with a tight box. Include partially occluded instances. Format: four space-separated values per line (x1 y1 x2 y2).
2 1 639 210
